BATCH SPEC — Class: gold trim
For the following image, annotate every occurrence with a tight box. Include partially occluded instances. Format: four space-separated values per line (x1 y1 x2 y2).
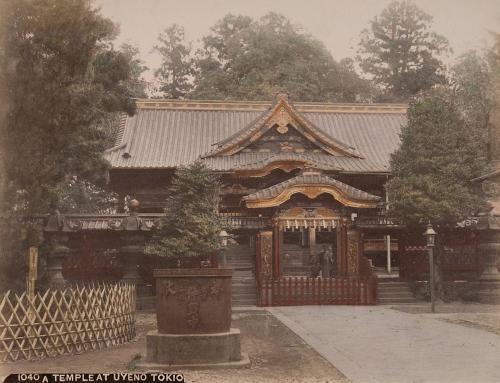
235 160 308 177
216 95 359 157
134 99 407 114
245 184 379 209
277 207 340 220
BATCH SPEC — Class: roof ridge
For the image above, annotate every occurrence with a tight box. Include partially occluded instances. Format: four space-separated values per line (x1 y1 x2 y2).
134 98 407 114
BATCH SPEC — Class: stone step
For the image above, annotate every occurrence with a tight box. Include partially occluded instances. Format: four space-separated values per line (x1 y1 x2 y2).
232 299 257 306
378 287 413 293
378 297 419 304
379 292 415 299
232 293 257 300
233 270 254 277
226 256 254 261
233 290 257 297
232 283 256 291
378 281 409 286
232 278 257 283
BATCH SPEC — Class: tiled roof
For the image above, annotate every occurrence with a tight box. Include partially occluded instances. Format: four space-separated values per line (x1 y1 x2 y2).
105 99 406 174
243 173 381 202
203 94 361 158
202 152 385 173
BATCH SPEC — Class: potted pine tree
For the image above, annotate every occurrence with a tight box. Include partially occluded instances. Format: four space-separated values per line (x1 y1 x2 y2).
146 161 232 334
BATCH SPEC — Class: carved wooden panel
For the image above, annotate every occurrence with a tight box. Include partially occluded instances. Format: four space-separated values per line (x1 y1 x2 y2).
256 231 273 280
246 124 322 153
346 228 360 275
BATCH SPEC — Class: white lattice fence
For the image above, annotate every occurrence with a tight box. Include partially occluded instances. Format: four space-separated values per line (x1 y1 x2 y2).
0 283 136 363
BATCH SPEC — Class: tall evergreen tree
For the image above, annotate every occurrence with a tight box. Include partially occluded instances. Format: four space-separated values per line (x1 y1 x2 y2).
146 162 224 259
387 92 488 225
191 13 372 102
451 51 492 163
357 0 450 101
120 43 149 98
0 0 135 290
153 24 193 99
387 82 490 299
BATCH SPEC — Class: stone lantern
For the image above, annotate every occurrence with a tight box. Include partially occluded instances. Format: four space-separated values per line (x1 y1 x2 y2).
119 199 147 286
44 209 72 289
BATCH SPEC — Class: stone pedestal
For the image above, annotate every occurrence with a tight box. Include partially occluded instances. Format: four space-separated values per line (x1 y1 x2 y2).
476 230 500 303
137 268 248 369
476 281 500 304
137 329 249 369
478 230 500 281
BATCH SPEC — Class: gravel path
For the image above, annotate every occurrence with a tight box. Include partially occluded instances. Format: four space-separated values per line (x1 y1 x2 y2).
269 305 500 383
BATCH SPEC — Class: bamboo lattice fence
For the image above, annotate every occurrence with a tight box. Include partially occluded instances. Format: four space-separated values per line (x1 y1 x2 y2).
0 283 136 363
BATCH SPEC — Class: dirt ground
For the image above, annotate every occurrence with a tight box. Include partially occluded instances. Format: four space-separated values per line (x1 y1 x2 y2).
391 302 500 337
1 310 349 383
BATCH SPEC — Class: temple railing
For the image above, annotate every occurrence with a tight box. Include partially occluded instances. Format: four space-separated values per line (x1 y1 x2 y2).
356 216 403 228
258 276 377 306
31 213 271 231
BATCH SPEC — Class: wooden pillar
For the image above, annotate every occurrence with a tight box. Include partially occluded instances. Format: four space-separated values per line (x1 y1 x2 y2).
256 231 273 281
278 228 284 275
399 232 408 280
308 227 316 257
300 228 308 247
337 222 347 276
346 226 361 276
272 222 281 279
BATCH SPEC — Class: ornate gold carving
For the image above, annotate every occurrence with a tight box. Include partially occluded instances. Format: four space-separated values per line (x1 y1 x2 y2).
208 93 376 157
347 229 359 274
235 160 307 177
280 142 294 152
245 185 379 209
274 107 292 134
259 231 273 279
278 207 339 220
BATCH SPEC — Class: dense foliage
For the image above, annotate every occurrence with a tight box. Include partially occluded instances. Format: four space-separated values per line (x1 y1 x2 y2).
0 0 136 290
357 0 450 101
145 162 225 258
154 13 372 102
388 73 491 224
153 24 193 99
120 43 149 98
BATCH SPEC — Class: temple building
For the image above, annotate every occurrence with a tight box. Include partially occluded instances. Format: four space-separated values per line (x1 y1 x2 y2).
41 93 484 306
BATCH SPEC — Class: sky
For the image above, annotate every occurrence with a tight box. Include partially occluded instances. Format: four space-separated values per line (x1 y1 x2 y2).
92 0 500 80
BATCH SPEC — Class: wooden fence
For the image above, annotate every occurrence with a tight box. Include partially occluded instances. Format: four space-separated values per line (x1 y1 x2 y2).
258 275 378 306
0 283 136 363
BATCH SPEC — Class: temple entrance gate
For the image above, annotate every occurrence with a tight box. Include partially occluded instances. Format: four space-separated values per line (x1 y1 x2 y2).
254 205 376 306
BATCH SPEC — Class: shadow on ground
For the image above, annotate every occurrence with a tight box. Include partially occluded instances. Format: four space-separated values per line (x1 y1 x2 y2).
1 310 348 383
